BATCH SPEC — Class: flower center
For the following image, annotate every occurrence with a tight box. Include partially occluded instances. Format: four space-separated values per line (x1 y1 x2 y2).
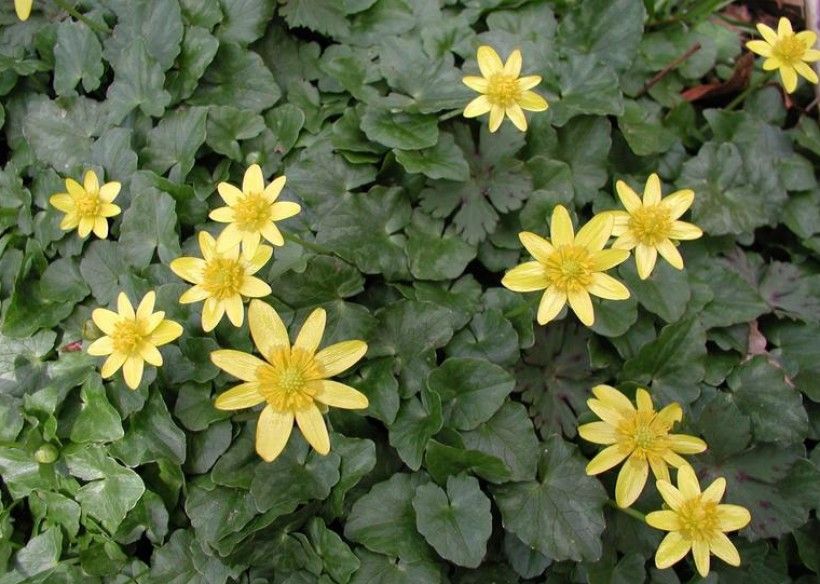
677 498 720 542
75 192 102 218
773 34 806 64
202 258 245 300
111 320 143 355
628 205 672 246
234 194 271 232
487 74 521 107
544 245 594 292
258 348 322 412
618 411 667 456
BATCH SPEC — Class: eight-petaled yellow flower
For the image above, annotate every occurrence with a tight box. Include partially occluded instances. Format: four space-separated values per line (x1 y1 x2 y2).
746 17 820 93
210 164 301 259
580 385 707 508
87 291 183 389
462 45 548 132
211 300 369 462
170 231 272 332
15 0 32 19
501 205 630 327
49 170 121 239
647 466 751 578
610 174 702 280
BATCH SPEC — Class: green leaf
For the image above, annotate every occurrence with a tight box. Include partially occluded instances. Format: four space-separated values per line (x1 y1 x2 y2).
105 0 184 71
395 132 470 181
105 40 172 123
389 387 443 470
412 475 492 568
689 259 769 329
173 382 230 431
0 330 55 396
492 435 607 561
619 260 691 323
13 527 62 579
271 255 364 308
546 54 625 127
618 99 678 156
53 20 104 96
326 435 377 519
307 518 360 584
166 26 220 102
206 105 266 160
446 310 519 366
345 472 435 562
424 440 511 484
768 321 820 402
0 446 58 499
142 106 208 180
192 43 281 112
110 389 187 466
64 445 146 533
69 376 124 444
118 190 181 268
428 358 514 431
216 0 275 44
405 211 476 281
759 262 820 323
360 106 439 150
349 549 442 584
728 356 809 444
279 0 350 38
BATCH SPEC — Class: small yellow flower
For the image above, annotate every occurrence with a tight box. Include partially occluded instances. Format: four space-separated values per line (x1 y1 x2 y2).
87 291 183 389
501 205 630 327
647 466 751 578
747 17 820 93
211 300 369 462
462 45 548 132
210 164 301 259
610 174 702 280
15 0 32 20
580 385 706 508
49 170 121 239
169 231 272 332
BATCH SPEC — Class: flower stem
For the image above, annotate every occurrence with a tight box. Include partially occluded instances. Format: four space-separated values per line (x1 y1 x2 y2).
607 499 647 522
724 71 775 111
438 108 464 122
53 0 110 34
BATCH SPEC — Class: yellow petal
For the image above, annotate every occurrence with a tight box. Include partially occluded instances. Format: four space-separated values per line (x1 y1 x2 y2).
462 75 489 92
83 170 99 195
646 510 680 531
648 454 670 482
537 287 565 325
777 16 793 37
615 457 649 507
314 341 367 378
503 48 522 77
261 222 284 246
592 384 635 413
608 210 631 236
149 320 183 346
517 75 541 91
217 182 243 206
575 213 613 252
585 444 630 475
518 90 548 111
87 336 114 356
61 212 80 229
314 380 369 409
756 23 778 45
488 105 504 132
702 477 726 503
746 40 772 57
589 248 630 271
656 479 685 510
243 164 265 195
692 539 710 578
122 356 144 390
577 421 618 445
612 232 638 250
669 221 702 240
92 308 120 335
78 216 94 238
247 244 273 273
135 291 156 321
710 532 741 567
763 56 782 71
216 224 243 253
100 203 121 218
202 297 225 332
240 276 272 298
567 288 594 326
477 45 503 77
209 207 234 223
794 60 819 84
179 285 209 304
101 353 126 378
519 231 554 263
635 388 653 412
264 175 287 201
502 261 548 292
549 205 574 247
215 382 264 410
676 465 701 498
587 398 629 427
660 189 694 219
225 295 245 327
92 217 109 239
248 300 290 360
295 405 330 455
587 273 630 301
198 230 218 261
14 0 32 20
716 504 751 531
270 201 301 221
615 180 643 212
668 434 707 454
243 232 261 258
635 244 657 279
803 48 820 62
797 30 818 48
116 293 134 319
464 95 492 118
211 349 266 382
294 308 326 355
655 532 691 569
643 173 662 206
780 65 798 93
170 257 206 284
256 406 294 462
66 178 85 198
50 194 75 212
505 104 527 132
655 402 683 427
657 239 684 270
663 450 689 468
99 182 121 203
139 344 163 367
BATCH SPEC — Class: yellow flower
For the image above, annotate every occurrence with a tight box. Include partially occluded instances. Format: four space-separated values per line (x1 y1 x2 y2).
746 17 820 93
579 385 707 508
647 466 751 578
211 300 369 462
462 45 548 132
210 164 301 259
610 174 702 280
87 291 183 389
15 0 32 20
501 205 630 327
169 231 272 332
49 170 121 239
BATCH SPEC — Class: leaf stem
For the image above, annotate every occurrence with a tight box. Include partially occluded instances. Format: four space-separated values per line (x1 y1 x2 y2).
606 499 647 522
724 71 775 111
438 108 464 122
282 232 336 257
52 0 110 34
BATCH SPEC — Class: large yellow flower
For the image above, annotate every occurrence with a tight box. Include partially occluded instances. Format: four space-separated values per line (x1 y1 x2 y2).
610 174 702 280
647 466 751 578
169 231 272 332
747 17 820 93
210 164 301 259
49 170 121 239
580 385 707 508
87 291 183 389
501 205 630 327
15 0 32 19
211 300 369 462
462 45 548 132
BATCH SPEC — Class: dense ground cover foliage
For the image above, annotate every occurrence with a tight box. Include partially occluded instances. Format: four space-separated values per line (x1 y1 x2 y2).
0 0 819 582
